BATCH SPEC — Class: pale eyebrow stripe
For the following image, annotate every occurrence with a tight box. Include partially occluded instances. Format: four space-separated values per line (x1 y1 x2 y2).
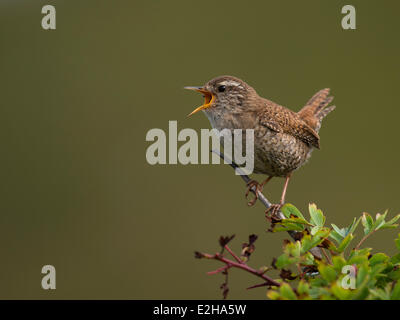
219 80 242 87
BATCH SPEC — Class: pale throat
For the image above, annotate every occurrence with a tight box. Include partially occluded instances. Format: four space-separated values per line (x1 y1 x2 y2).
203 104 255 131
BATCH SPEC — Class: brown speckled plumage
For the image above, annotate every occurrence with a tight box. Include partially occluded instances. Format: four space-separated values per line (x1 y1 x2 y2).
186 75 335 210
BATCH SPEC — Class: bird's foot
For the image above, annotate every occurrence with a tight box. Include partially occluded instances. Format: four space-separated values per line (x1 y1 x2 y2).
265 203 284 220
245 180 263 207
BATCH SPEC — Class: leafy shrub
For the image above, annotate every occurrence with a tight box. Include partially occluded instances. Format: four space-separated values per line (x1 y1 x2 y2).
196 203 400 300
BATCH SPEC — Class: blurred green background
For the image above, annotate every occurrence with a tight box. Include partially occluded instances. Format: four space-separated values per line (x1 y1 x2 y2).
0 0 399 299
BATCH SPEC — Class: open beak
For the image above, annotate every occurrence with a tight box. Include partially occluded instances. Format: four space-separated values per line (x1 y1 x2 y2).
184 86 215 116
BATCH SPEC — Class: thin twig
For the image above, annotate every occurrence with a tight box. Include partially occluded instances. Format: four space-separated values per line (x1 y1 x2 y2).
321 248 333 265
246 282 271 290
207 265 229 275
224 245 242 263
354 230 376 251
202 252 281 287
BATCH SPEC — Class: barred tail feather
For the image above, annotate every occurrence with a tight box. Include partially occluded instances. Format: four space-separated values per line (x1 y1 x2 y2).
298 88 335 132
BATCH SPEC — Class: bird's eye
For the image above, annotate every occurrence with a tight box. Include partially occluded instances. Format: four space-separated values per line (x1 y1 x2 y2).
217 85 226 92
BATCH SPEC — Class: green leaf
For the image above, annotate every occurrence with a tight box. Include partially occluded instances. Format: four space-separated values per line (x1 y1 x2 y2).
330 218 361 245
310 226 320 235
331 224 346 237
391 281 400 300
369 253 389 267
369 288 390 300
281 203 305 220
329 230 344 243
351 287 370 300
380 224 399 230
331 283 352 300
356 264 369 288
362 212 374 235
279 283 297 300
275 253 296 268
288 217 311 225
283 241 302 258
319 264 337 282
348 247 371 260
374 211 388 230
314 227 331 238
337 233 354 253
300 235 314 253
266 290 281 300
301 228 330 254
332 256 347 272
309 203 325 227
297 280 310 295
273 219 305 232
348 254 369 265
380 213 400 229
302 252 315 265
384 214 400 226
390 253 400 265
387 269 400 281
348 217 361 235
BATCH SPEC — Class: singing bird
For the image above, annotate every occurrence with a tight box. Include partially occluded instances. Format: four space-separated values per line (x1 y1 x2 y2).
185 76 335 215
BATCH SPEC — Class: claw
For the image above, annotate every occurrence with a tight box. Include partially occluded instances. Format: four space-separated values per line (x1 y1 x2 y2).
245 180 262 207
265 203 284 220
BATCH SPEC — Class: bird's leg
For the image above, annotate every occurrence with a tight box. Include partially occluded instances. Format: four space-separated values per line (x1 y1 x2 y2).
245 176 273 207
265 173 292 218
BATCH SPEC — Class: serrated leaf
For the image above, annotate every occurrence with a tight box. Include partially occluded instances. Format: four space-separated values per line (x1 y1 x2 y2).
309 203 325 227
281 203 305 220
362 212 374 235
